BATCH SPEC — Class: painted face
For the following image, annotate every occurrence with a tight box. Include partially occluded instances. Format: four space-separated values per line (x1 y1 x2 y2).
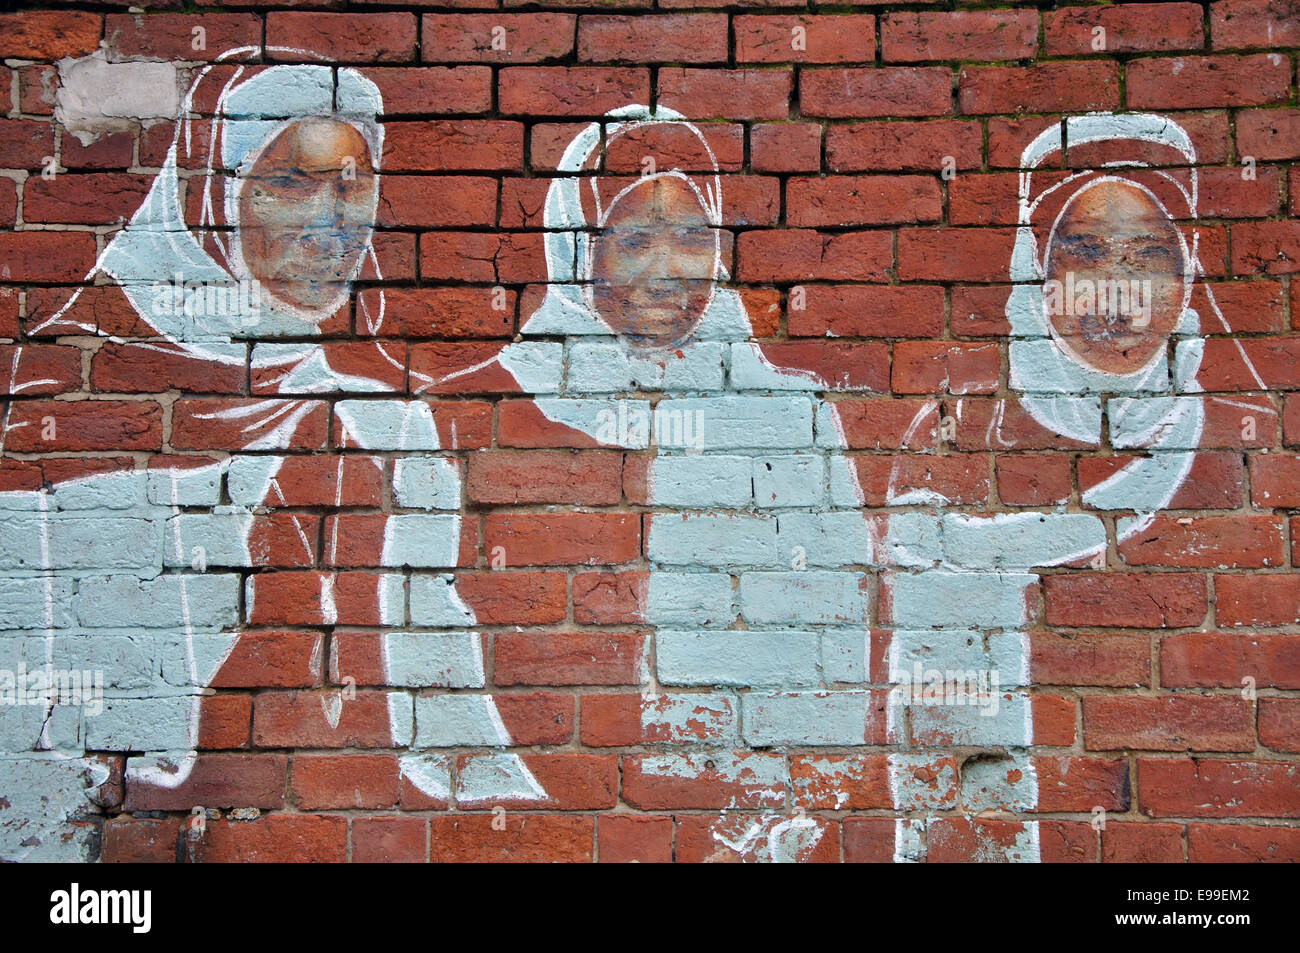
586 173 717 352
1043 180 1188 375
237 117 378 317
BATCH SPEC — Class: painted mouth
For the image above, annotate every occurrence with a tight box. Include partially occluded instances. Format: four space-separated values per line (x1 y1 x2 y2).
1076 310 1142 345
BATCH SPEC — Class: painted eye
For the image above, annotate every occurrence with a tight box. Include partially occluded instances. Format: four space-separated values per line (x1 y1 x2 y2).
1058 235 1108 260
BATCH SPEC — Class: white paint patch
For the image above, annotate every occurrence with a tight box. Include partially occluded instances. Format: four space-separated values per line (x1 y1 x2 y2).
56 51 183 145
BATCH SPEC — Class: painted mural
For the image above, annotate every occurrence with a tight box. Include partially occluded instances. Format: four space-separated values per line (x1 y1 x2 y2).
0 41 1270 862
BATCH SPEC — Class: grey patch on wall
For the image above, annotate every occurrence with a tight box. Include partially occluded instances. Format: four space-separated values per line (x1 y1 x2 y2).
55 50 184 146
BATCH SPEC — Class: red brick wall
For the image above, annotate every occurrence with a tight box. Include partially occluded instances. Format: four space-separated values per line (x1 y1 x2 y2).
1 2 1298 863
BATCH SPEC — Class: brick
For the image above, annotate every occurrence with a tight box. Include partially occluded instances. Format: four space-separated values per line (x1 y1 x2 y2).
1260 698 1300 752
0 12 101 59
105 13 261 61
423 14 576 63
61 132 133 170
1258 452 1300 504
1102 823 1184 862
1031 631 1150 688
195 815 347 863
495 632 645 686
953 398 1091 451
1127 54 1292 108
23 173 151 225
360 287 514 339
882 10 1037 62
622 752 786 810
996 455 1072 506
102 817 178 864
843 817 897 863
1118 516 1287 569
457 753 616 810
598 814 673 863
383 121 524 172
1083 696 1255 751
3 400 162 452
228 456 383 508
572 571 647 625
468 450 624 505
429 815 593 862
1034 757 1131 812
1044 4 1205 54
735 15 876 63
483 513 640 566
751 122 822 173
126 753 285 812
211 632 324 689
987 116 1063 170
737 230 892 282
1199 165 1280 218
1237 108 1300 160
1232 222 1300 275
827 120 982 172
0 344 82 396
578 14 728 64
1045 573 1208 628
199 695 253 749
580 693 736 746
1188 823 1300 862
959 63 1120 114
787 175 941 226
0 232 97 282
353 816 426 863
658 68 792 121
891 341 1000 395
897 228 1017 282
267 13 416 62
500 67 650 116
1139 759 1300 818
833 398 939 450
1161 633 1300 689
291 754 400 810
0 119 54 170
787 285 944 338
377 176 497 228
253 690 399 748
1211 0 1300 48
431 571 568 625
91 342 245 394
1216 573 1300 626
848 454 989 506
927 817 1042 863
365 67 493 115
802 67 951 118
17 65 56 117
323 513 475 569
172 399 328 451
675 814 840 863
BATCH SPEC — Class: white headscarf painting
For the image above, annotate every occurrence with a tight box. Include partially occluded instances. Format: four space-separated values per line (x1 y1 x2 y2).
1003 112 1262 526
0 49 546 860
33 46 414 448
523 104 751 349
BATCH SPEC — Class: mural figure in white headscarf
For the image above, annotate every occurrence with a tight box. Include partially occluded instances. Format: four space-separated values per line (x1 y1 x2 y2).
438 105 907 861
882 112 1263 861
0 47 543 860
